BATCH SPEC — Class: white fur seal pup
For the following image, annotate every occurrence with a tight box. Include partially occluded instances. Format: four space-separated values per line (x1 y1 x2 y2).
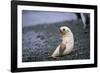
50 26 74 59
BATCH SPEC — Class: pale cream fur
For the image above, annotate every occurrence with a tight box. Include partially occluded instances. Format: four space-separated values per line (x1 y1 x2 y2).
51 26 74 58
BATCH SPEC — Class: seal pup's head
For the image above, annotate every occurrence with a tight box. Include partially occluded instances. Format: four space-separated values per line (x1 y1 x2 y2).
59 26 71 35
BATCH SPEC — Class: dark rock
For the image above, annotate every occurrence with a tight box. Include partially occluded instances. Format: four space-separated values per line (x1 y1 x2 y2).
37 35 45 40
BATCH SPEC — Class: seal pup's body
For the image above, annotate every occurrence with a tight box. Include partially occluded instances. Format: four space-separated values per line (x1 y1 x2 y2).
50 26 74 59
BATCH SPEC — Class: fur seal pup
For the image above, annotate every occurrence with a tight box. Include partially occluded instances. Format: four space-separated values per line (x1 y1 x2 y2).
50 26 74 59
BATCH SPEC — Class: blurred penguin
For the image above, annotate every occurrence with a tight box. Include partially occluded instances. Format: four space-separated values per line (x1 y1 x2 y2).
76 13 90 29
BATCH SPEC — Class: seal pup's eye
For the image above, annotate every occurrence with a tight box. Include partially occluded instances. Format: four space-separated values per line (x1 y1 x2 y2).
63 29 65 31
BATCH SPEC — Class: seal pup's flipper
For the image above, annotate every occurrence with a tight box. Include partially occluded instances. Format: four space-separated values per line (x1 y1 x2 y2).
59 43 66 56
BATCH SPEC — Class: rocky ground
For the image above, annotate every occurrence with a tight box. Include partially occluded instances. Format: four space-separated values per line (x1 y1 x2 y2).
22 20 90 62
